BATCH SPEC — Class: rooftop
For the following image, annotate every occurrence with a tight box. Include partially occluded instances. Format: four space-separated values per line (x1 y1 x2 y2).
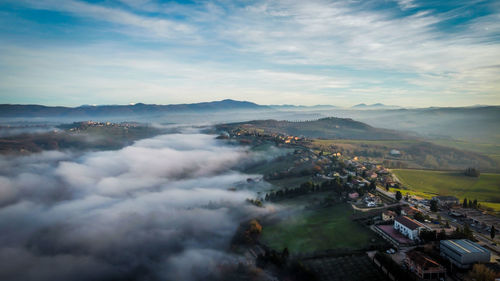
440 239 490 255
383 210 396 216
406 250 443 270
376 224 413 244
395 216 425 230
433 196 458 201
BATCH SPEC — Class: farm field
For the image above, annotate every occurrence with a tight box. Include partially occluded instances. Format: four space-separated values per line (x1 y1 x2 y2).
309 139 498 172
390 169 500 210
261 204 379 253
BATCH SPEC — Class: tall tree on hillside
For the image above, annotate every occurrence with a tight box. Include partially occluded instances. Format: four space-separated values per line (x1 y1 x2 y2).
430 200 438 212
369 181 376 191
463 198 468 208
395 191 402 201
473 199 478 209
491 226 496 240
469 200 473 209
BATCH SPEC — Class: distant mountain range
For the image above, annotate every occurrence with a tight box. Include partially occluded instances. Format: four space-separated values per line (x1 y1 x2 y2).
269 104 339 110
351 103 401 109
0 99 269 118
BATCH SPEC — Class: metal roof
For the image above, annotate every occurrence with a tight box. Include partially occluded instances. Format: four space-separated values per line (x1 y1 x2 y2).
395 216 425 230
441 239 489 255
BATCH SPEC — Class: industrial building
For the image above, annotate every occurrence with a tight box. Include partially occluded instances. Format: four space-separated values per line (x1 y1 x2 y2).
440 239 491 268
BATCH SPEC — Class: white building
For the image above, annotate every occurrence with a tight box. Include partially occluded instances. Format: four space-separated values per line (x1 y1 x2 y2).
394 216 426 240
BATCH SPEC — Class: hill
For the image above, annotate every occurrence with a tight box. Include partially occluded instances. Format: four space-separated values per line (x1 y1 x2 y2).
217 117 409 140
0 99 269 118
340 106 500 144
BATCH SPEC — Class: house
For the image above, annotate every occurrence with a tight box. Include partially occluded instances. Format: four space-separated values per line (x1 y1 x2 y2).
390 149 401 156
382 210 396 221
348 192 359 200
401 205 421 217
432 196 459 206
405 250 446 280
440 239 491 268
394 216 426 240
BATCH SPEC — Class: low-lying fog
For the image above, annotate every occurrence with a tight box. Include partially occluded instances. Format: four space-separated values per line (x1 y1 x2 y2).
0 130 278 281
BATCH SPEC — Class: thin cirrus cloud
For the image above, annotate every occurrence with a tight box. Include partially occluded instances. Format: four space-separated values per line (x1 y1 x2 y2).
0 0 499 106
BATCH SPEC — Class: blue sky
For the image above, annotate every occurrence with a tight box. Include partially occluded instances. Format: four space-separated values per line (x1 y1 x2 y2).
0 0 499 107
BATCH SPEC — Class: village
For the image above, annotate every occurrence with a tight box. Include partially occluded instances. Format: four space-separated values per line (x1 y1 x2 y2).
223 127 500 281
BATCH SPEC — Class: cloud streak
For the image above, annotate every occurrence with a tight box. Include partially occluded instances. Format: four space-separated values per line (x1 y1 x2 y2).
0 0 499 106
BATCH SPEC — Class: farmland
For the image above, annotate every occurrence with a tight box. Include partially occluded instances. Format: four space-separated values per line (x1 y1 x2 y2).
309 139 499 172
390 169 500 209
261 204 380 253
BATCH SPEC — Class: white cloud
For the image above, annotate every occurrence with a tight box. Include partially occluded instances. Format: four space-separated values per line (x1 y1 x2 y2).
0 132 276 280
1 0 499 106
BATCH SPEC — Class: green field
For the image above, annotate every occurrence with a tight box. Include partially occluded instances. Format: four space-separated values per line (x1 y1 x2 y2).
391 169 500 209
261 204 378 253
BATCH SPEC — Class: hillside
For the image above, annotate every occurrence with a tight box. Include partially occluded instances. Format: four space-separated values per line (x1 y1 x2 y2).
339 106 500 144
0 99 269 118
0 122 163 154
217 117 409 140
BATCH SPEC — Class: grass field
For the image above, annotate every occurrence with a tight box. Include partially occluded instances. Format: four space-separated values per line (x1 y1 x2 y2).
390 169 500 210
261 204 378 253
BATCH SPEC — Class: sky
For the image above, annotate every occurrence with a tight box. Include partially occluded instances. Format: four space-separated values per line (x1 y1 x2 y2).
0 0 499 107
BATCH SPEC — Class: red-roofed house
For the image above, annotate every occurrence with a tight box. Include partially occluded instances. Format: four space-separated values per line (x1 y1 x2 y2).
382 210 396 221
405 250 446 280
394 216 426 240
401 205 421 217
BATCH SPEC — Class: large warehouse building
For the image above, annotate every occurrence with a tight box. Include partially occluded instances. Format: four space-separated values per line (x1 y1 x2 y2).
440 239 491 268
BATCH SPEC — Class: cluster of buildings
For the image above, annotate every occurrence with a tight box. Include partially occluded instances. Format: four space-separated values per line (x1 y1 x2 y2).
373 206 494 280
67 121 140 132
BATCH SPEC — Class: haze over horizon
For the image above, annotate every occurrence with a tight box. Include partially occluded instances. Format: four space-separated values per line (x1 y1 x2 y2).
1 0 499 107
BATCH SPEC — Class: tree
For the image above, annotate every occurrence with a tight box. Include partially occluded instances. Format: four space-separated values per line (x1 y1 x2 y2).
464 167 480 178
467 264 495 281
420 229 437 242
463 224 474 240
414 212 425 222
491 225 496 240
438 229 447 240
282 247 290 260
463 198 468 208
445 221 450 228
430 200 438 212
473 199 478 209
369 181 376 191
395 191 402 201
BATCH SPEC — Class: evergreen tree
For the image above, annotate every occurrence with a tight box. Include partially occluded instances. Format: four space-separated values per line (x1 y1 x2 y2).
395 191 402 201
463 198 468 208
430 200 438 212
491 225 496 240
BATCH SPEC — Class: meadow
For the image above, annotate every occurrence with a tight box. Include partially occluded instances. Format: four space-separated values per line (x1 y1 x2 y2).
390 169 500 209
261 204 379 253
